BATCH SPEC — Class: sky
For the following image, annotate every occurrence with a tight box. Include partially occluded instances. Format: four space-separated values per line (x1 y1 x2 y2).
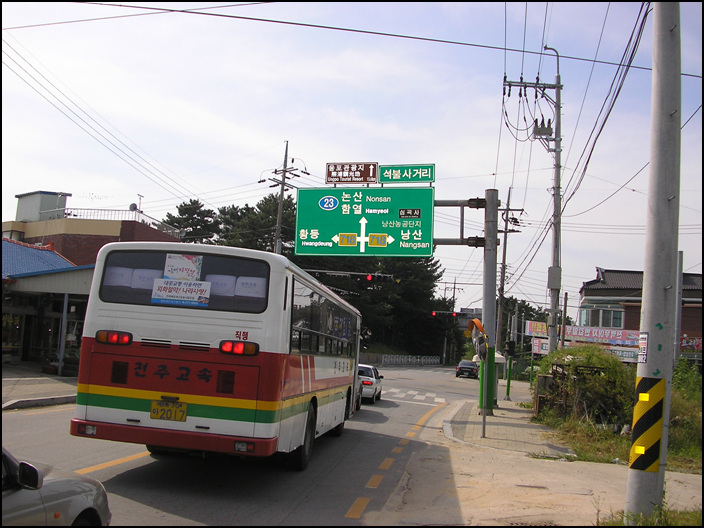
2 2 702 323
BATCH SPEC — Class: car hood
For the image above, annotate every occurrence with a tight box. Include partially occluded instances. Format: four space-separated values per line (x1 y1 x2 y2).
28 460 107 496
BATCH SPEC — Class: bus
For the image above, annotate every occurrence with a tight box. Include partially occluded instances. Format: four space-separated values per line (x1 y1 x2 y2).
70 241 361 470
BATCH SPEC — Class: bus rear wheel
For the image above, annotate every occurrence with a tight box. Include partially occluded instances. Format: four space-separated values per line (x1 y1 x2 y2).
289 403 315 471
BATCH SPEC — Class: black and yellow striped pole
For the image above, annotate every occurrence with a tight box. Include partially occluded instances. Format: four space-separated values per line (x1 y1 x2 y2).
629 377 666 472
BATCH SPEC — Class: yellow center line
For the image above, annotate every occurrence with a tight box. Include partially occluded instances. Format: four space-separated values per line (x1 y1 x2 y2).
379 457 394 470
343 402 448 522
75 451 151 475
345 497 370 519
366 475 384 488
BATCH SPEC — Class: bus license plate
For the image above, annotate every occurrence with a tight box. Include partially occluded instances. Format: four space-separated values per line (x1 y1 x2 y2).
150 400 187 422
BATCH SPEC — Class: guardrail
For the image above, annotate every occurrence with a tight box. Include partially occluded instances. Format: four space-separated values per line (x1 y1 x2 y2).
380 355 441 366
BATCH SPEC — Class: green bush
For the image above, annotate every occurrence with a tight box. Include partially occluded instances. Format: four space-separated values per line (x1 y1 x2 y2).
672 357 702 401
668 358 702 468
537 345 635 426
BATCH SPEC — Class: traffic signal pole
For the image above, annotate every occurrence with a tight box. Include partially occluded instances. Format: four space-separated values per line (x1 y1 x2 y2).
434 192 499 422
482 189 499 416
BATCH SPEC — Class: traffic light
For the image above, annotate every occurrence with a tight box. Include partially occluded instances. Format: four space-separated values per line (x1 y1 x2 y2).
432 311 437 316
366 274 373 282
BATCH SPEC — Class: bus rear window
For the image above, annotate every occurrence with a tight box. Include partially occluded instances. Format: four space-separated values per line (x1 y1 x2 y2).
99 250 270 313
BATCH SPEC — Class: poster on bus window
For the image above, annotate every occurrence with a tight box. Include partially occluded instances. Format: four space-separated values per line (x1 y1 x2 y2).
151 279 211 307
164 253 203 281
151 254 209 306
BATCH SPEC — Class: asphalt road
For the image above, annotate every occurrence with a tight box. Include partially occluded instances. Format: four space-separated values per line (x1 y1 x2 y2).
3 365 467 525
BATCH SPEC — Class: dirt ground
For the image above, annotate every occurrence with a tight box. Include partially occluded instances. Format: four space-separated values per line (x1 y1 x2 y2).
363 410 702 526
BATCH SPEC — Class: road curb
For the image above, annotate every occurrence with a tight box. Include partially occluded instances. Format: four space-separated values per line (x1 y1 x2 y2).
2 395 76 410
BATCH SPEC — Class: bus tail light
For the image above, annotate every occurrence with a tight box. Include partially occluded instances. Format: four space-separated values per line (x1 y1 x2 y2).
78 424 98 436
234 441 254 453
96 330 133 345
219 341 259 356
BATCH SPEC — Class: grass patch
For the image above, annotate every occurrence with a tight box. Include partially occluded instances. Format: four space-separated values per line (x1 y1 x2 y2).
596 505 702 526
532 356 702 525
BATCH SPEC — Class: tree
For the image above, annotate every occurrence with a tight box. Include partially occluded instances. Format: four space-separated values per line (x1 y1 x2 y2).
498 296 555 356
293 254 446 355
163 199 220 244
218 194 296 254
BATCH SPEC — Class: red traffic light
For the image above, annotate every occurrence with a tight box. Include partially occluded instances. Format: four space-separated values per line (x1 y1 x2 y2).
366 274 373 281
432 311 437 316
452 312 457 317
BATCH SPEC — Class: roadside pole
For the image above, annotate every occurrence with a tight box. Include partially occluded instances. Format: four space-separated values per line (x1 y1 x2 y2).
625 3 680 522
482 189 499 416
504 359 512 401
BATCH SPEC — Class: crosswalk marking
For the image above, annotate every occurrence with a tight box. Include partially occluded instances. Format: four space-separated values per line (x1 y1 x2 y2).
383 388 445 404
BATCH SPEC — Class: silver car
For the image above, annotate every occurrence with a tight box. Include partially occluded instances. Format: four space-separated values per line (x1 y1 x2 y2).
357 363 383 403
2 447 111 526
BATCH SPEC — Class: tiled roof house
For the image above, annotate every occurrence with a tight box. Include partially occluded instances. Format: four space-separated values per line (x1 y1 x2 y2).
579 267 702 353
2 238 76 280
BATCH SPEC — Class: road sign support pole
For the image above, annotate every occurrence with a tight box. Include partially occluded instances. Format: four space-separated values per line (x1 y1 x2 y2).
504 359 512 401
625 3 680 522
482 189 499 418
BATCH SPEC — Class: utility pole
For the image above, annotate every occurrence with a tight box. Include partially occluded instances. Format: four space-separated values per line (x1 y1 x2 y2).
544 46 562 353
496 188 511 356
274 140 289 255
560 292 568 347
503 50 562 353
625 3 680 522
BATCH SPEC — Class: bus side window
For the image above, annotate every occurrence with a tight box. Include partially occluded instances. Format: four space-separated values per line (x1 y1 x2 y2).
291 329 301 354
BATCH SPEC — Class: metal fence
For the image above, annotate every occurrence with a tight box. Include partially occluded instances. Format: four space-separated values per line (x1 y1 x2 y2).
380 355 441 366
40 207 181 238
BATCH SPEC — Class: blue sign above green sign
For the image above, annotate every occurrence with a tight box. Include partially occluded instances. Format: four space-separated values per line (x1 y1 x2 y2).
295 187 434 256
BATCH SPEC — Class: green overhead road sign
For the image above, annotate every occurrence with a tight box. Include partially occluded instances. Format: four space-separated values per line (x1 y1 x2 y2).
379 164 435 184
295 187 434 257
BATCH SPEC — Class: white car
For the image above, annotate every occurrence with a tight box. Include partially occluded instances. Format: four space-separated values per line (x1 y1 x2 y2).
357 364 383 404
2 447 112 526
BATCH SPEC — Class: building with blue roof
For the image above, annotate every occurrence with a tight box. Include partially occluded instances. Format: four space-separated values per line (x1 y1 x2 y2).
2 191 180 372
2 239 76 280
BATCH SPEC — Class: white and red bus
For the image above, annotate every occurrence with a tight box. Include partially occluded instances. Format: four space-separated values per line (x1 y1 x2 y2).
71 242 361 470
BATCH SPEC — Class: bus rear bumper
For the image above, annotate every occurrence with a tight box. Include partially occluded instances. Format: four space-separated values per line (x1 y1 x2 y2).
70 418 278 457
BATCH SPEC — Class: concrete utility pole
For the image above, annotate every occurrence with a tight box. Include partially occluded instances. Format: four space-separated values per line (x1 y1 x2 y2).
275 140 289 255
625 3 680 522
544 46 563 353
503 51 562 353
495 188 512 356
